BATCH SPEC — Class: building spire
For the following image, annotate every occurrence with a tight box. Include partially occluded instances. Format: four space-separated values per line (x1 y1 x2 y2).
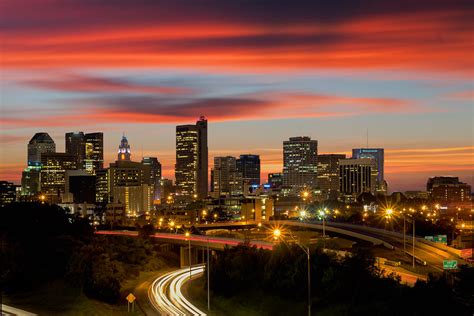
118 133 131 161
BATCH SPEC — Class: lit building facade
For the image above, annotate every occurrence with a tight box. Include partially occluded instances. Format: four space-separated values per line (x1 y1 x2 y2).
142 156 162 201
317 154 346 200
21 162 42 196
0 181 17 206
211 156 243 197
339 158 377 199
283 136 318 189
352 148 385 193
175 117 208 198
84 132 104 174
107 158 153 215
40 152 77 201
95 168 109 203
428 177 471 203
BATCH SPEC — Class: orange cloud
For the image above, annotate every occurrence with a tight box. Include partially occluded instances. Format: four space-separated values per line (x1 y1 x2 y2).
0 3 472 75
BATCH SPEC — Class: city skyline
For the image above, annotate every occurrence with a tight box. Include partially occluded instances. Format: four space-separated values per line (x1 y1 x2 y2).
1 0 473 192
6 126 472 193
3 126 472 192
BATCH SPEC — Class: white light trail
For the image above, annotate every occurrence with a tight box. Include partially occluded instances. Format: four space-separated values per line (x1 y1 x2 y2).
149 265 207 316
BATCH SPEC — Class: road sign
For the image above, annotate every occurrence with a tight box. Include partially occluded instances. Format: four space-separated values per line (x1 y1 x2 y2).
433 235 447 245
424 236 434 242
126 293 136 303
443 260 457 270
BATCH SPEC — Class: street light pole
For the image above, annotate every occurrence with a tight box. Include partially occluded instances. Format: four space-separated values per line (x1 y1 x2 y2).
273 229 311 316
185 232 191 279
322 216 326 238
403 215 406 254
306 248 311 316
412 218 416 269
207 238 210 311
189 238 191 279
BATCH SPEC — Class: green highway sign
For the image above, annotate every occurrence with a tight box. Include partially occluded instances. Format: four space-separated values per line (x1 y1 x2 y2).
443 260 457 270
424 236 434 242
434 235 447 245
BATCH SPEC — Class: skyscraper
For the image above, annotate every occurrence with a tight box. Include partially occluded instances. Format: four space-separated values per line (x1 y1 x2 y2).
236 154 260 187
211 156 243 197
283 136 318 189
117 134 131 161
352 148 385 192
175 117 208 198
27 132 56 165
21 162 41 196
142 157 162 201
317 154 346 200
22 132 56 196
65 132 85 167
84 132 104 174
339 158 377 199
108 160 152 215
40 152 77 201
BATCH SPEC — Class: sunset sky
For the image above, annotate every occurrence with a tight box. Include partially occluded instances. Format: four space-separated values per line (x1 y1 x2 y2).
1 0 472 192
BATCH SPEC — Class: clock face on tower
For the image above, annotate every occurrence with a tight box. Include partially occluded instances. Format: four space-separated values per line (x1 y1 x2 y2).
118 134 131 161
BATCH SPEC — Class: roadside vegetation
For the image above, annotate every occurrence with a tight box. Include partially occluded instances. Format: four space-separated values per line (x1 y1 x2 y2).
0 202 178 312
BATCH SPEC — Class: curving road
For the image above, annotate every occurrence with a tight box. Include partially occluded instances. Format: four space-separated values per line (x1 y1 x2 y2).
149 265 207 316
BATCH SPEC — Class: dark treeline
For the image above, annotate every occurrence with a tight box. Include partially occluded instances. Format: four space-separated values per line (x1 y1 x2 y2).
209 243 473 315
0 203 178 303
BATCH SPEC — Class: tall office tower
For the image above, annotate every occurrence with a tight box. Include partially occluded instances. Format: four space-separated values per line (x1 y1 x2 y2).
117 134 131 161
40 152 77 201
236 154 260 187
95 168 109 203
108 160 152 215
352 148 385 193
268 173 283 189
65 132 85 167
142 157 162 201
317 154 346 200
84 132 104 174
21 162 42 196
175 116 208 198
27 132 56 165
339 158 377 199
283 136 318 189
211 156 243 197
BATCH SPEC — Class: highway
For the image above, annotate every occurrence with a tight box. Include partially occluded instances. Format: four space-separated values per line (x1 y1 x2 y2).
96 230 273 250
148 265 207 316
195 220 467 271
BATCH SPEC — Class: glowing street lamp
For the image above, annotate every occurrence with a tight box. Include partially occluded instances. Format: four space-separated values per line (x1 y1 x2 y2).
272 228 281 240
318 210 326 238
299 210 307 220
